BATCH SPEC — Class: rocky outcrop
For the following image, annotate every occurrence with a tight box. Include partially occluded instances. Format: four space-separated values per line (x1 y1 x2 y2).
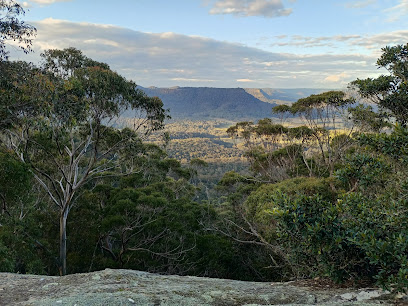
0 269 401 305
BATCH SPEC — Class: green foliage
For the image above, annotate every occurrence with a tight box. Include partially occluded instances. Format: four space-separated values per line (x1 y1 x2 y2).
227 117 328 180
217 171 251 187
66 174 258 279
0 214 51 274
41 47 110 78
59 149 264 280
0 153 53 274
39 48 168 131
0 151 37 273
240 166 408 289
272 104 291 114
244 144 311 180
0 61 52 129
228 91 357 180
244 177 337 226
0 0 36 60
227 121 254 140
254 119 288 136
290 91 355 114
216 171 259 206
335 152 391 193
251 176 337 203
358 124 408 163
0 48 169 275
351 43 408 126
2 41 408 293
0 240 13 272
190 158 208 168
271 91 355 117
287 125 314 139
339 193 408 291
348 104 390 133
264 192 360 281
0 150 31 207
242 182 408 286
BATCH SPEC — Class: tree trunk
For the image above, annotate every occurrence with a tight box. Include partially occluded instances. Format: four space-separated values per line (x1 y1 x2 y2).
59 209 68 276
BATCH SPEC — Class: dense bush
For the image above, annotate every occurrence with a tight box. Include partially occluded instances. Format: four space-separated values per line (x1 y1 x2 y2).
340 193 408 291
263 191 361 282
239 175 408 290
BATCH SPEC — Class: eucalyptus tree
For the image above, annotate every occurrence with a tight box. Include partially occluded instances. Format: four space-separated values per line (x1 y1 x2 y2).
227 119 316 181
351 43 408 126
227 91 355 181
3 48 167 275
0 0 36 60
273 91 355 176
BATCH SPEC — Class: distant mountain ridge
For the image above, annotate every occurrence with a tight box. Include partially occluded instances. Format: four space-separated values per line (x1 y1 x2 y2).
243 88 328 105
138 86 327 121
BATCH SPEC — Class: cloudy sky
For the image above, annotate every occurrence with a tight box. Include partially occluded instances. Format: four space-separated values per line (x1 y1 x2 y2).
9 0 408 88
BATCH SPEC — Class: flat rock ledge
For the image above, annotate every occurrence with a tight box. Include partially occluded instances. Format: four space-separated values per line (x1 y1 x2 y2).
0 269 403 305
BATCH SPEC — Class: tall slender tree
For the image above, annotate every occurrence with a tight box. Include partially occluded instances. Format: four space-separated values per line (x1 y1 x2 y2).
3 48 167 275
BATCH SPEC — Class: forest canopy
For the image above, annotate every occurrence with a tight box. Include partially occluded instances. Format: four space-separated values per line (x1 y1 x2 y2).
0 10 408 291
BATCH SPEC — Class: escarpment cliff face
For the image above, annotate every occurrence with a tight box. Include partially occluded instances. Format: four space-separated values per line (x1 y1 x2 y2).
140 86 277 120
0 269 400 305
243 88 328 105
137 86 327 121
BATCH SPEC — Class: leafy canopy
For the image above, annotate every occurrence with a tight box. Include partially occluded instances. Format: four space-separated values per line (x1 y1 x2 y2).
0 0 36 60
351 43 408 126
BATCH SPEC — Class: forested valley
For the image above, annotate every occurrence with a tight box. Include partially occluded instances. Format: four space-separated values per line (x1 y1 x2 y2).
1 0 408 294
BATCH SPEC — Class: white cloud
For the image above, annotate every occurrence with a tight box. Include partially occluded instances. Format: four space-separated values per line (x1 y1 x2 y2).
237 78 256 82
206 0 292 18
171 77 216 82
8 18 382 89
20 1 32 8
27 0 71 5
345 0 376 9
274 34 360 47
385 0 408 22
352 30 408 50
272 31 408 52
324 72 350 83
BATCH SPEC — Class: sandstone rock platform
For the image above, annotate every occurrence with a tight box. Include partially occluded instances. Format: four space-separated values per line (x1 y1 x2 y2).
0 269 400 305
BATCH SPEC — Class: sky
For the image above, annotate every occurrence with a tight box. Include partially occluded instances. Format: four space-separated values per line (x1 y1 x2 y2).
7 0 408 88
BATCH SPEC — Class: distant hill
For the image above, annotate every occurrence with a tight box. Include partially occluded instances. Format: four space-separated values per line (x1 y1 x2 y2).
243 88 329 105
138 86 327 121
